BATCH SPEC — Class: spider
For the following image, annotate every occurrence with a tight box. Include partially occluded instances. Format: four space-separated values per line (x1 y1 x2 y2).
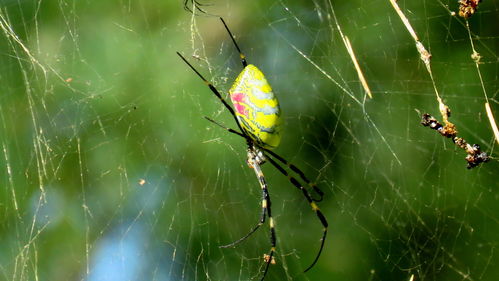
176 18 328 280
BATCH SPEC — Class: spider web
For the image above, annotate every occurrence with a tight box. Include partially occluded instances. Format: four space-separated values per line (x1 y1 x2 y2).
0 0 498 281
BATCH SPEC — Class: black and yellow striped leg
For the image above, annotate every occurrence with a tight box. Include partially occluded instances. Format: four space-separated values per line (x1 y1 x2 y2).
176 52 246 135
220 150 276 281
221 149 277 280
249 155 276 281
263 148 324 202
219 18 248 68
266 155 328 272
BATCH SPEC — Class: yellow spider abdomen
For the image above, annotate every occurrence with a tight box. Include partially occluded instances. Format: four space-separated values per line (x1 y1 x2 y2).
229 64 282 149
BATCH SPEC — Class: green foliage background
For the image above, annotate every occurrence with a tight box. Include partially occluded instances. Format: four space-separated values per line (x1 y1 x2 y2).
0 1 497 280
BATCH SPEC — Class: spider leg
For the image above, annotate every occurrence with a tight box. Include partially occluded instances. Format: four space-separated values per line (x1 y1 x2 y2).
263 148 324 202
219 169 266 248
204 116 246 139
183 0 208 14
250 154 276 281
265 155 328 272
219 221 263 248
220 17 248 68
176 52 245 135
220 149 276 280
204 116 326 271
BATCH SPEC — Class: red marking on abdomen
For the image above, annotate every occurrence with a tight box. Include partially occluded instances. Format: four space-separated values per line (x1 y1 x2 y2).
231 93 249 117
231 92 245 102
